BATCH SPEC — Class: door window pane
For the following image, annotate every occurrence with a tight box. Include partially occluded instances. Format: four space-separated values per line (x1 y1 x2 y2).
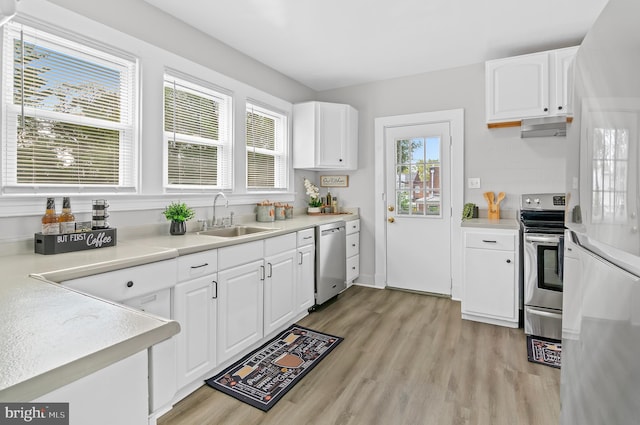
394 136 441 217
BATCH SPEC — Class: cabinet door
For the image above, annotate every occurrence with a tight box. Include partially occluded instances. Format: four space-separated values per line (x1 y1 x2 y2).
264 249 297 335
317 102 349 168
463 248 516 320
554 47 578 115
486 52 550 122
297 244 315 314
217 260 264 364
173 275 217 390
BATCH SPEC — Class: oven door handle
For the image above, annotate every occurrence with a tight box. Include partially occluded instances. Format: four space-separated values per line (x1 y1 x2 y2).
526 307 562 320
525 235 561 244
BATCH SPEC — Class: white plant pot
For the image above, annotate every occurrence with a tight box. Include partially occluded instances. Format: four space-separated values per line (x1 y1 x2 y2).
307 207 321 214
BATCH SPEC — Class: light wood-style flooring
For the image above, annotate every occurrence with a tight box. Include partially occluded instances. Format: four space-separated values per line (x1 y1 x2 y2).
158 286 560 425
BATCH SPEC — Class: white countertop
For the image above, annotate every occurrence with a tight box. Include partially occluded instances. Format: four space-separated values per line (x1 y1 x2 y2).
0 212 357 401
460 217 520 230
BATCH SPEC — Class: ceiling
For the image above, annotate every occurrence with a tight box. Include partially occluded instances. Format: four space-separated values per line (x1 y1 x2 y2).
144 0 609 91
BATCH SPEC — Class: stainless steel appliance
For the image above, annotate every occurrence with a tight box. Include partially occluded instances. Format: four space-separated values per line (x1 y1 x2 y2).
520 193 565 340
315 221 346 305
561 0 640 423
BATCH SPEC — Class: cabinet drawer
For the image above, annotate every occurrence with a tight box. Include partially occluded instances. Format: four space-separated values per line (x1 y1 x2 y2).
218 240 263 270
465 232 515 251
346 219 360 235
177 249 217 282
264 233 297 257
297 228 315 247
346 254 359 282
61 259 177 302
346 233 359 257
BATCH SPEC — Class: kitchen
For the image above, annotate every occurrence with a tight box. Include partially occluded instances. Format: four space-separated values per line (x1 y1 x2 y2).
0 0 637 424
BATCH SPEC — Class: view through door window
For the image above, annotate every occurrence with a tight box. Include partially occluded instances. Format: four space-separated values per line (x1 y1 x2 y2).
395 137 441 216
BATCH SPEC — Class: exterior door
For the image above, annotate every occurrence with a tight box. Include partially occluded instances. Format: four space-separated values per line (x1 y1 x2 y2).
385 122 451 295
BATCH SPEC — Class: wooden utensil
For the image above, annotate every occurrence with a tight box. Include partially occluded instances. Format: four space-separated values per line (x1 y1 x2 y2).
484 191 503 220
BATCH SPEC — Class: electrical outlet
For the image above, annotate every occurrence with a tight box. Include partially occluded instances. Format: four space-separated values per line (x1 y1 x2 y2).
468 178 481 189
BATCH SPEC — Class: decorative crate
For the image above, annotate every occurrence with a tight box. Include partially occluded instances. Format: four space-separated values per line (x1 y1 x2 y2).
34 228 117 255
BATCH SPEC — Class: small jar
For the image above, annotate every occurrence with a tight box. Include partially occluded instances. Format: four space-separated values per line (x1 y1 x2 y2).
256 204 275 222
275 205 286 220
285 206 293 219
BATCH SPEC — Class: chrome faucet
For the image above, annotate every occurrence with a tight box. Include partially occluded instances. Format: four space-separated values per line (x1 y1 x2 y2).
213 192 228 227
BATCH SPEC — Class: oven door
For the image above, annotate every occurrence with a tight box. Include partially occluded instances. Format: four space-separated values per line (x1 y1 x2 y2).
523 233 564 310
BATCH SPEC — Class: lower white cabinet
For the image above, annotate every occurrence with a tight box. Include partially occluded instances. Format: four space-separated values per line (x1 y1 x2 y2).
461 228 519 328
346 219 360 286
173 274 217 390
264 248 297 335
296 228 315 314
217 259 265 364
35 350 148 425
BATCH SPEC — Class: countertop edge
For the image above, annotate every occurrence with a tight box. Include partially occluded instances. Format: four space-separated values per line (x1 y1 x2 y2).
0 320 180 402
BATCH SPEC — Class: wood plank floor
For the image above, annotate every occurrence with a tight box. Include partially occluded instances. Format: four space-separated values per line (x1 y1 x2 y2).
158 286 560 425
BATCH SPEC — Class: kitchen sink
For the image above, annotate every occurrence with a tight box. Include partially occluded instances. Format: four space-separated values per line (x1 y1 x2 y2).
197 225 275 238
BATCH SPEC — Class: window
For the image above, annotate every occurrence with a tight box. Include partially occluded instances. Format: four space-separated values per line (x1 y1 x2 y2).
246 102 287 190
164 73 232 189
1 22 137 192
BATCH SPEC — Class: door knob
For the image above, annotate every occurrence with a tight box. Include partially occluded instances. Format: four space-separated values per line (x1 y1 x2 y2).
388 205 395 212
388 217 395 223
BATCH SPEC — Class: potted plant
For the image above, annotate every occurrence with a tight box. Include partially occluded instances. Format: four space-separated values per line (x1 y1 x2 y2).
163 201 195 235
462 202 478 220
303 178 322 213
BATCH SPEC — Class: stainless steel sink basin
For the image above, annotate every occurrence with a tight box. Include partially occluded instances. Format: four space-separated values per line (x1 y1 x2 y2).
197 225 274 238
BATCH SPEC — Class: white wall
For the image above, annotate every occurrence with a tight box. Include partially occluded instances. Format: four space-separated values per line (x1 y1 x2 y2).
317 63 568 286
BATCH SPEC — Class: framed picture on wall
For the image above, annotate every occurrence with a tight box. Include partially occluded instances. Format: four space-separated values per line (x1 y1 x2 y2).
320 175 349 187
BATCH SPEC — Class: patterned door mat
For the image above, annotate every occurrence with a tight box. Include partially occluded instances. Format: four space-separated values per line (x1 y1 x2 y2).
527 335 561 368
206 324 343 411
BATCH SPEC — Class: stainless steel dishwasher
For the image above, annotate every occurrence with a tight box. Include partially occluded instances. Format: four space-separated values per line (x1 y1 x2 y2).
315 221 346 305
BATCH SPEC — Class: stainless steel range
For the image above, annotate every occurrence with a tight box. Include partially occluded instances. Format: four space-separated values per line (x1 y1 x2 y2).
520 193 566 340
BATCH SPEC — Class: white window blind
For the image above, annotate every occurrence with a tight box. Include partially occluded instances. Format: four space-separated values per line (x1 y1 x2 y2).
246 102 287 190
164 73 231 189
1 22 138 191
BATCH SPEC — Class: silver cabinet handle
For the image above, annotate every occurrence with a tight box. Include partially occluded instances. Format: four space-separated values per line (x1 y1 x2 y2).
267 263 273 278
190 263 209 269
298 252 303 265
212 281 217 299
482 240 497 243
260 265 265 281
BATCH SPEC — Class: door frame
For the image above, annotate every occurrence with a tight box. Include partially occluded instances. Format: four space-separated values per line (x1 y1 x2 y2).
374 109 464 299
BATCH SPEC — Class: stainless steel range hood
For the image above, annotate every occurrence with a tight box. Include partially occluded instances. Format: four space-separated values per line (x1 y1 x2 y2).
520 116 567 138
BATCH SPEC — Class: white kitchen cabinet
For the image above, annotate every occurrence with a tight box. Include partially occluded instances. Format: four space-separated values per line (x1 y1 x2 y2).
296 228 315 314
293 101 358 170
60 260 178 413
173 274 217 390
461 229 519 328
485 46 578 123
263 233 298 336
34 350 148 425
345 219 360 286
217 240 264 364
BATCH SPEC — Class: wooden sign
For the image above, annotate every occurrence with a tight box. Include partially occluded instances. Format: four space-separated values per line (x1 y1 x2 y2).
34 228 117 255
320 175 349 187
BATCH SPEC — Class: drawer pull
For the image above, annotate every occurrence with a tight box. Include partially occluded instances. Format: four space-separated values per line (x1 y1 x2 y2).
303 236 313 240
506 259 511 263
126 280 134 288
190 263 209 269
352 266 356 270
352 243 356 247
482 240 497 243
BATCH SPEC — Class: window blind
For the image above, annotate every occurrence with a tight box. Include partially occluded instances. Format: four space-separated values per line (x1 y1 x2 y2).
164 74 231 188
1 22 137 190
246 102 287 190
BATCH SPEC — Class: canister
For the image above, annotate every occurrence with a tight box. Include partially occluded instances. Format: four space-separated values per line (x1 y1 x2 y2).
275 205 286 220
256 204 275 222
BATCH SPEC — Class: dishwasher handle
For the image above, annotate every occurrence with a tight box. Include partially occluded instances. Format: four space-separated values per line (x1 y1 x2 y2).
320 226 345 237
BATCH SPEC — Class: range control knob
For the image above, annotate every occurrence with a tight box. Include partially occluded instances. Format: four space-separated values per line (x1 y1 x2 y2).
534 198 540 205
525 198 531 205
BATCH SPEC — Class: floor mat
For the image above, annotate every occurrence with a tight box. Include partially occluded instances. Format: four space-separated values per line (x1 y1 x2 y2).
527 335 561 368
206 324 343 411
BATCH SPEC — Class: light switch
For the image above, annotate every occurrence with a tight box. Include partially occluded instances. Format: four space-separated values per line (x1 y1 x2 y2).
468 178 481 189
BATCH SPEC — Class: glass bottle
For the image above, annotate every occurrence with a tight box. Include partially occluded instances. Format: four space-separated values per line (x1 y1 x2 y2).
41 198 59 235
58 197 76 233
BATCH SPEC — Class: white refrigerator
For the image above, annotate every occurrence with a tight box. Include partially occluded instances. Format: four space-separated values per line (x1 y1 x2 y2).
562 0 640 423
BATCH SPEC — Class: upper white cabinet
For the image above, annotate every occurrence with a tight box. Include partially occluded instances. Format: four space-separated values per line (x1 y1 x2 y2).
293 101 358 170
485 46 578 123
